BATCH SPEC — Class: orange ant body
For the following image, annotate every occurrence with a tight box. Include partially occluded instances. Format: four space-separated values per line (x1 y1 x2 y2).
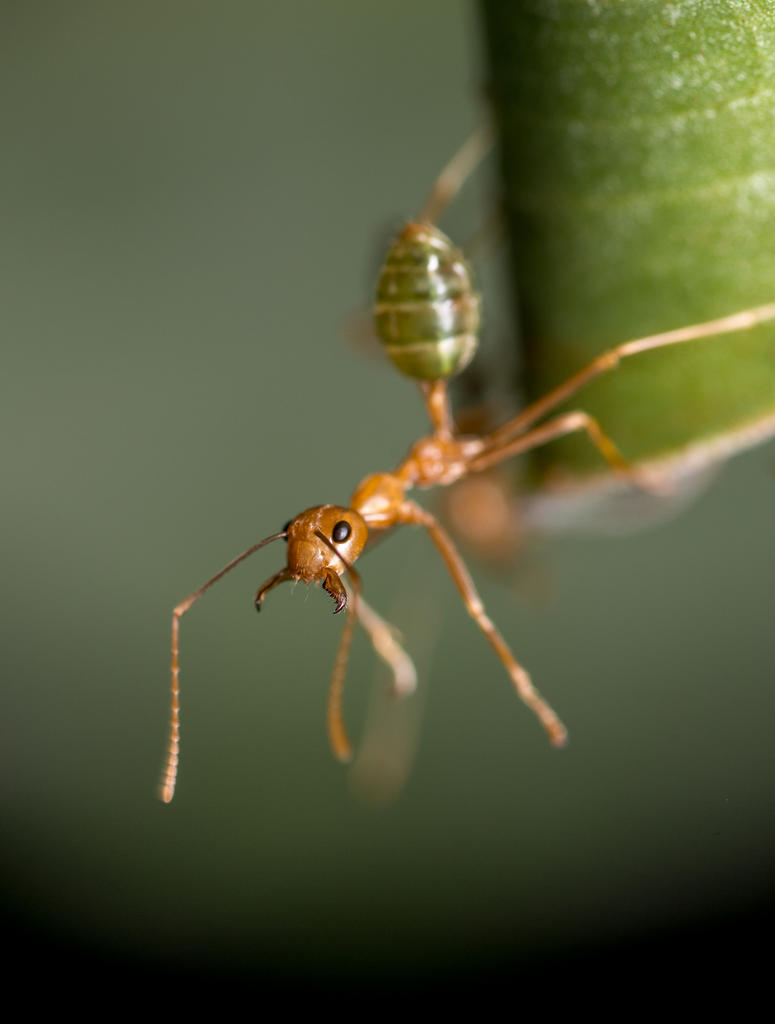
161 132 775 803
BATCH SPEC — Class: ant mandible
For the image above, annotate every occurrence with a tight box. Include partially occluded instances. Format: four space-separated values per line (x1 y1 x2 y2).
160 129 775 802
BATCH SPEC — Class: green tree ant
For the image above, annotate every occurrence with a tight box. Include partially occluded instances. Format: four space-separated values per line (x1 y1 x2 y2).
161 130 775 803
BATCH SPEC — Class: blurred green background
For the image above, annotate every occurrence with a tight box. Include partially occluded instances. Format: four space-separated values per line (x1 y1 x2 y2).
1 1 773 991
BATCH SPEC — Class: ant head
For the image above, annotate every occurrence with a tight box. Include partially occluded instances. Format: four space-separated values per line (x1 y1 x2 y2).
255 505 368 615
285 505 368 579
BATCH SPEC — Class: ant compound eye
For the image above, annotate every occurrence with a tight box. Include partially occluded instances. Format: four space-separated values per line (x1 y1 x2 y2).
332 520 352 544
282 520 292 540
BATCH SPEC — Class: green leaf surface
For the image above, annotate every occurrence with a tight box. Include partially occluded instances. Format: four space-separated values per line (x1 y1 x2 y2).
480 0 775 475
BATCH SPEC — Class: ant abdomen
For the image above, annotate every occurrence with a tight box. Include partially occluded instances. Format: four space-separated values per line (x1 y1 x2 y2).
374 222 480 381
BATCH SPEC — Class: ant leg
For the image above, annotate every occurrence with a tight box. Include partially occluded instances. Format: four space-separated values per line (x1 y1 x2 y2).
467 408 661 491
401 500 568 748
327 569 419 760
351 588 418 698
418 123 494 226
326 566 363 762
481 302 775 449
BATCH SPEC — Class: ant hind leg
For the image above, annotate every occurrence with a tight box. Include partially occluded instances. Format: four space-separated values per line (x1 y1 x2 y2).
418 124 494 226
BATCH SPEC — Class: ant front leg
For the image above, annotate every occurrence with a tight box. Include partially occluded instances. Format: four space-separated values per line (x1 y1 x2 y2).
350 588 418 698
400 500 568 748
327 583 357 763
326 573 419 764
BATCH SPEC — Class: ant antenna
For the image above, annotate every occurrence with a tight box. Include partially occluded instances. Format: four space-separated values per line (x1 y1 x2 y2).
161 530 287 804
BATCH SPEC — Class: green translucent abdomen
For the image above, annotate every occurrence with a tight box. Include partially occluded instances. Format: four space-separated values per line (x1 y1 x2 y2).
375 223 480 381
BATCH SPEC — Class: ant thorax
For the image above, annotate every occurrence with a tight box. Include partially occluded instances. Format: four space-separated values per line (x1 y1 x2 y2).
398 434 483 490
